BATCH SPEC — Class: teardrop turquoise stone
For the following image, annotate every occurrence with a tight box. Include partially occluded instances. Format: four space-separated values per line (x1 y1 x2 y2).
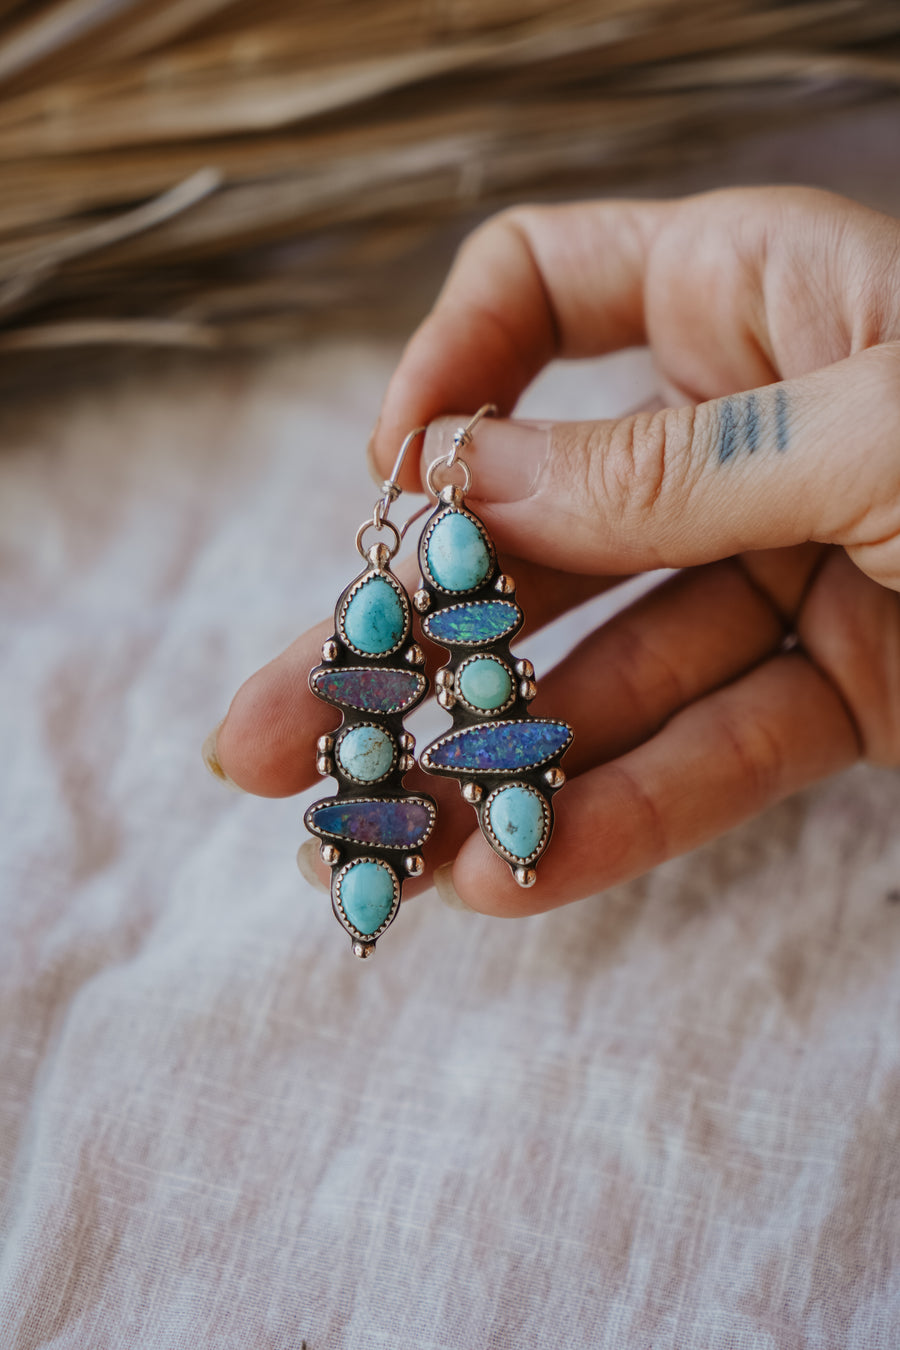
423 601 521 646
338 860 397 934
488 785 547 859
423 720 572 773
458 656 512 711
336 725 394 781
426 512 491 591
342 575 406 654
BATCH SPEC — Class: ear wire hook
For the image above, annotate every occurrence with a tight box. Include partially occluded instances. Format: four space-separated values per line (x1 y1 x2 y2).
425 402 498 498
356 424 429 559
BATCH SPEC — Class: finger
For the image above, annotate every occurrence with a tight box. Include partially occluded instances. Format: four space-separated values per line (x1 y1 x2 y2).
421 342 900 589
215 552 619 796
446 651 859 917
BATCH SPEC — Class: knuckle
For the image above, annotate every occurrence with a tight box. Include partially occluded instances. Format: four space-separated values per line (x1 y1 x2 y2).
576 405 700 530
713 705 785 811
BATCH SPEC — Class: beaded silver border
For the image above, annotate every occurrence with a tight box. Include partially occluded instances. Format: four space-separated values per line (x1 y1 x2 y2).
481 782 551 867
333 856 401 941
421 599 523 648
420 506 497 595
305 795 438 850
310 665 427 714
454 654 517 716
420 718 574 776
334 723 398 785
337 569 410 658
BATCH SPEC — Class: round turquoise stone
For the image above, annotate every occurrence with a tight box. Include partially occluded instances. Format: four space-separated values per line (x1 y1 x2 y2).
488 785 546 860
336 725 394 781
338 860 397 935
458 656 512 711
342 576 406 654
426 512 491 592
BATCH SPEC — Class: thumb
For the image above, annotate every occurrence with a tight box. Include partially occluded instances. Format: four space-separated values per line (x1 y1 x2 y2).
424 344 900 590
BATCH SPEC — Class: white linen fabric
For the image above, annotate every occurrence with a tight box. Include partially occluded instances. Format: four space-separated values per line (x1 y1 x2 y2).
3 104 900 1341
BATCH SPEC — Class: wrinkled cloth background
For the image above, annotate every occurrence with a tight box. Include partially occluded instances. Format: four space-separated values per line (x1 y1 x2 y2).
2 109 900 1349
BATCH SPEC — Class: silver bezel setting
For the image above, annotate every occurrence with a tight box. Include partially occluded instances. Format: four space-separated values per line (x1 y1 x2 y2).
334 722 398 785
337 568 410 658
482 782 551 867
305 795 437 850
333 857 401 942
421 599 523 649
454 653 517 716
420 718 574 776
420 505 497 596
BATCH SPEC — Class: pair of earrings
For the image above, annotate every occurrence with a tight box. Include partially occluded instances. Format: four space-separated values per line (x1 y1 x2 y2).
304 406 573 957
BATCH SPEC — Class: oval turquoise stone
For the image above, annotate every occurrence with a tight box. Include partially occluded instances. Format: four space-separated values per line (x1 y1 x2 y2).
336 725 394 781
426 512 491 592
458 656 512 711
338 860 397 935
488 786 547 860
342 575 406 654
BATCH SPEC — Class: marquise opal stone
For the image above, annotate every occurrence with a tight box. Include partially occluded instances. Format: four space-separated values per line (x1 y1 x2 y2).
336 725 394 781
426 512 491 591
338 859 397 935
311 667 425 714
306 798 435 848
423 720 572 773
342 575 406 654
422 600 521 646
488 785 547 860
458 656 512 711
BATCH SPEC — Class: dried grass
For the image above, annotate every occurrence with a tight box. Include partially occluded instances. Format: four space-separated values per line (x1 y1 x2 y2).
0 0 897 367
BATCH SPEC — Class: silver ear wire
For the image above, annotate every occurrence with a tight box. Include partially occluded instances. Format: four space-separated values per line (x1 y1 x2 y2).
425 403 497 497
355 425 428 560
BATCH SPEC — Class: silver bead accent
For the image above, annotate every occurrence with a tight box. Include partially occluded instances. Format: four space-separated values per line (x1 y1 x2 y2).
322 639 339 662
515 866 537 888
405 644 425 666
413 588 431 613
440 484 465 506
404 854 425 877
515 658 534 679
399 753 415 773
544 766 566 789
400 732 416 751
353 941 376 959
519 678 538 701
367 542 391 570
462 781 483 804
437 688 456 710
435 668 454 688
316 754 333 776
316 734 334 754
320 843 339 865
495 573 515 595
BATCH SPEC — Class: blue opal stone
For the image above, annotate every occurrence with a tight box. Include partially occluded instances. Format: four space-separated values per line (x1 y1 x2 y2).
306 797 435 848
423 720 572 773
336 725 394 781
338 859 397 934
311 667 426 714
342 575 406 654
488 785 547 859
458 656 512 711
426 512 491 592
422 601 521 646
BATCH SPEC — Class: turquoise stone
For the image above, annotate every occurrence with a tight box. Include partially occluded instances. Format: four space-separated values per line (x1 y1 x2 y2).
423 719 572 774
488 785 547 860
426 511 491 592
338 860 397 934
458 656 512 711
311 667 426 714
306 797 435 848
423 600 521 647
336 725 394 781
342 575 406 654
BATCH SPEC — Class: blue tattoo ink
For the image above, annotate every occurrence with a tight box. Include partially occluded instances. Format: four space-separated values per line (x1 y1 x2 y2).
745 392 759 453
775 387 788 452
718 398 739 463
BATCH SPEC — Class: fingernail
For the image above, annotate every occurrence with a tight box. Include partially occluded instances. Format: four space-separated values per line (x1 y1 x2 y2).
296 840 329 893
201 721 245 792
422 417 550 503
433 862 474 912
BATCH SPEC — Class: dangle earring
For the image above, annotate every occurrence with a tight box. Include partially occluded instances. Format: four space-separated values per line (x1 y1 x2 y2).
416 406 573 887
305 429 437 958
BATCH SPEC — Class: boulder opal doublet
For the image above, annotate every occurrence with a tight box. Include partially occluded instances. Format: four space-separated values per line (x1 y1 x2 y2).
423 600 521 647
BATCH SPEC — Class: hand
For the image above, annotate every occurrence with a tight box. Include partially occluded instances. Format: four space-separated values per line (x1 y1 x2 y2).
212 186 900 918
